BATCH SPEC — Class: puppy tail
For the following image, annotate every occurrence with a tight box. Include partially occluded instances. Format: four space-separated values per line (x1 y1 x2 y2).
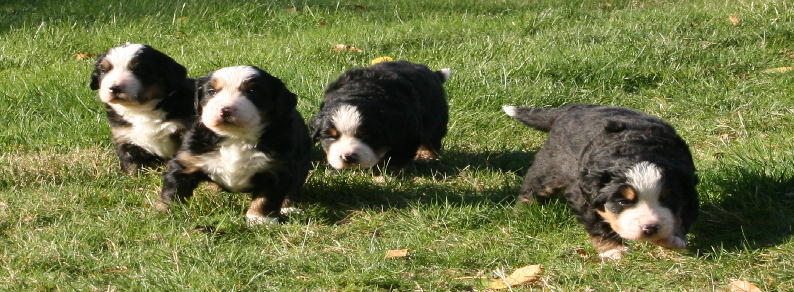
502 105 560 132
436 68 452 82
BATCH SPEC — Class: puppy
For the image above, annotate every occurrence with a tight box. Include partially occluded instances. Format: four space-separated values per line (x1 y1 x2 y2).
159 66 311 225
90 43 195 174
309 61 451 169
503 104 699 260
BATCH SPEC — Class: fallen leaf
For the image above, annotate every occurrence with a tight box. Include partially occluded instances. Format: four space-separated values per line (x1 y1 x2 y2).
599 2 613 8
317 21 327 26
75 53 96 60
690 22 700 27
285 7 298 13
729 15 741 26
385 249 409 258
331 44 363 53
760 67 793 74
575 248 589 258
489 265 542 290
782 49 794 59
729 279 762 292
371 56 394 65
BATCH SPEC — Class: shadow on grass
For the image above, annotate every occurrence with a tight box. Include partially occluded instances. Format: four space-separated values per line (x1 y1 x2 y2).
301 149 535 223
690 169 794 255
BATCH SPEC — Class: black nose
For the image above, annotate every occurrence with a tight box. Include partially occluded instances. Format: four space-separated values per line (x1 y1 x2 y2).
220 107 234 118
641 224 659 236
341 153 358 164
109 85 122 94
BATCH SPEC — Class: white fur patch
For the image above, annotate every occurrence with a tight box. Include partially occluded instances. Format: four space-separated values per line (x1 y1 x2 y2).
201 66 264 140
614 161 675 241
110 100 183 158
194 138 273 192
331 105 361 136
439 68 452 81
598 246 628 260
326 136 380 169
245 214 279 227
502 105 518 118
99 43 145 104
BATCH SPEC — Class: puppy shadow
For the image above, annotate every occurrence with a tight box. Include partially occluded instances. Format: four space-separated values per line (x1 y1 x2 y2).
689 170 794 254
401 150 535 178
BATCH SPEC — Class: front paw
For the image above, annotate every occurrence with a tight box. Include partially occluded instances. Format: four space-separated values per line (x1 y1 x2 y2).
653 236 687 249
598 246 628 260
245 214 279 227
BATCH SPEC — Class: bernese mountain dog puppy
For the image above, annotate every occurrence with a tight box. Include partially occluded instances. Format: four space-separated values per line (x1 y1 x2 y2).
309 60 451 169
503 104 699 260
158 66 311 226
90 43 195 174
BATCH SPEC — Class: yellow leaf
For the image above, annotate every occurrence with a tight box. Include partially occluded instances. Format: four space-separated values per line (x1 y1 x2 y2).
371 56 394 65
729 279 762 292
385 249 409 258
729 15 741 26
760 67 793 74
331 44 363 53
489 265 542 290
75 53 96 60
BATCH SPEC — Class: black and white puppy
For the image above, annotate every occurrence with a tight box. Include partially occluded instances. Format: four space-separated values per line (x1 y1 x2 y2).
90 43 195 174
309 61 451 170
159 66 311 226
503 104 699 260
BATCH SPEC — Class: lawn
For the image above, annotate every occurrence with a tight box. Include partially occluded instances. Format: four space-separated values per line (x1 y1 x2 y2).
1 0 793 290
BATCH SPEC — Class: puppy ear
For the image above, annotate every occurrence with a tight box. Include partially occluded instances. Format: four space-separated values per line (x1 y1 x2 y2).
194 75 210 115
308 107 325 142
581 168 614 204
272 78 297 114
89 54 106 90
144 46 188 91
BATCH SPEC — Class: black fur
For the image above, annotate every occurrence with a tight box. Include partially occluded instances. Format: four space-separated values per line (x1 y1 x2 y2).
310 60 449 167
507 104 699 252
160 66 311 222
90 44 195 174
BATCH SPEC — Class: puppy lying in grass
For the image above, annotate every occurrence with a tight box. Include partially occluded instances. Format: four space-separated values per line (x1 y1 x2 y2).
158 66 311 226
310 60 451 170
504 104 699 260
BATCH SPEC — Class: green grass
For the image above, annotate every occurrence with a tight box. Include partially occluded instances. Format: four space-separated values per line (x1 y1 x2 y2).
1 0 793 290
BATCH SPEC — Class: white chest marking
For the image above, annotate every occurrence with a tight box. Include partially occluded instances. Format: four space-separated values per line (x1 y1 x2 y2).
195 139 273 192
111 103 183 158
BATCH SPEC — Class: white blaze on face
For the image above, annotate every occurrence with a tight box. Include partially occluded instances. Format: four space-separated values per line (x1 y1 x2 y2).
326 105 381 169
99 44 145 104
614 162 675 241
201 66 263 140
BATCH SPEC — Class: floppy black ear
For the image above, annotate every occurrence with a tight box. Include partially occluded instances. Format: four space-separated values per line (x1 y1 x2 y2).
194 75 210 115
89 54 106 90
276 82 298 113
580 168 614 204
308 107 325 142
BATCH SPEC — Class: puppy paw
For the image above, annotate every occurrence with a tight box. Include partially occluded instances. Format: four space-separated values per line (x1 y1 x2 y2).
153 201 170 212
280 207 303 216
653 236 687 249
414 146 439 161
245 214 279 227
598 246 628 260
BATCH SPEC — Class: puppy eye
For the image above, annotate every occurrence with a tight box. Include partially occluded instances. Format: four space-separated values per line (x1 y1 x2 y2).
617 199 633 206
207 88 217 95
247 88 256 94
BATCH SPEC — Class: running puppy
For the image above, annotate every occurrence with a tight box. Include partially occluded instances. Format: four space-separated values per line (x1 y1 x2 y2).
90 43 195 174
503 104 699 260
310 61 451 169
159 66 311 226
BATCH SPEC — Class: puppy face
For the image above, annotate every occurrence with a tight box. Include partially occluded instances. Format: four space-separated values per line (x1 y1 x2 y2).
593 162 677 242
196 66 296 140
90 43 187 107
312 104 389 169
